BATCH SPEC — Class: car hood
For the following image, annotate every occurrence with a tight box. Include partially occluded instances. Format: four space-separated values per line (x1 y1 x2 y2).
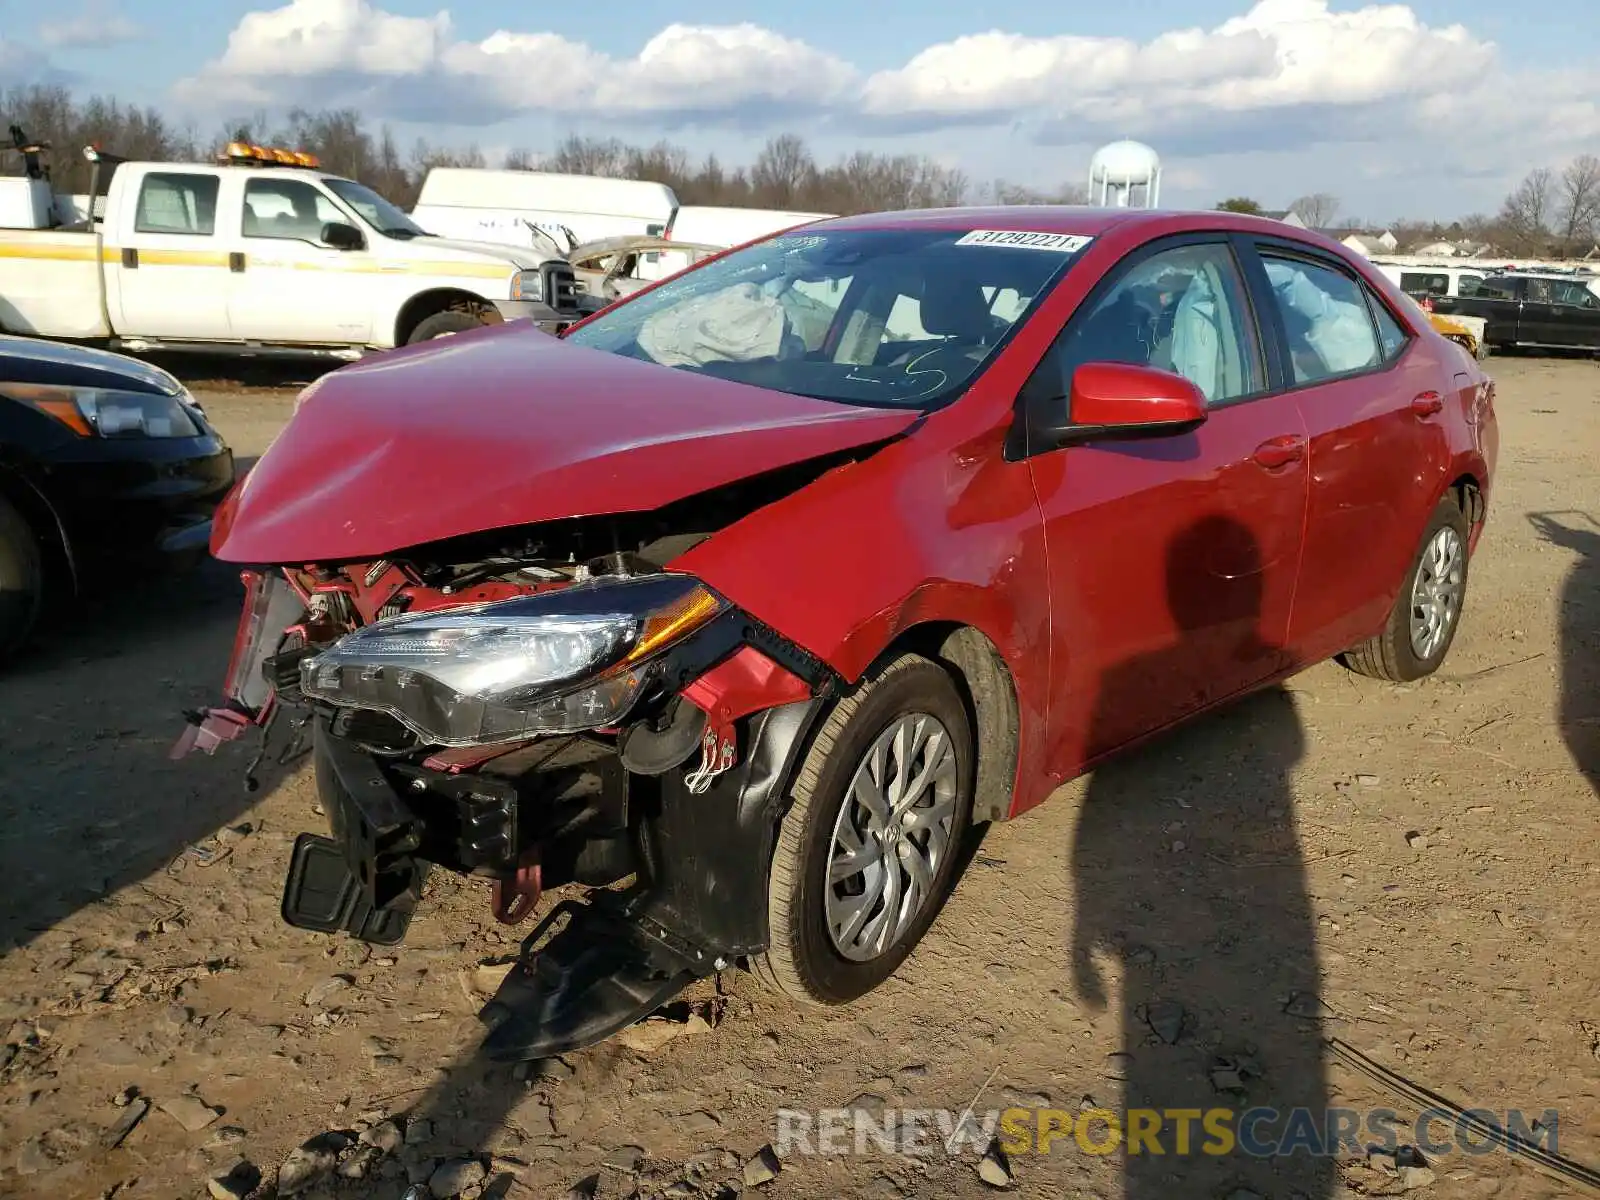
413 235 553 268
210 322 920 564
0 334 183 396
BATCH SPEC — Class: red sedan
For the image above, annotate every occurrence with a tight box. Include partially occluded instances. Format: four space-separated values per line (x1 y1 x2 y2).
180 206 1497 1059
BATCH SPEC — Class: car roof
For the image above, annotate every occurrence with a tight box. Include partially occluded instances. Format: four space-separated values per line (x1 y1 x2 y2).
810 205 1345 245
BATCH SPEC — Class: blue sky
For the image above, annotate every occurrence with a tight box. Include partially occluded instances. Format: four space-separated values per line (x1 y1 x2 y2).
7 0 1599 221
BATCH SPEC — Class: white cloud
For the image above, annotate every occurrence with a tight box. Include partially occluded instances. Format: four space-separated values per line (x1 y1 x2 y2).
168 0 1598 213
174 0 857 126
38 2 141 49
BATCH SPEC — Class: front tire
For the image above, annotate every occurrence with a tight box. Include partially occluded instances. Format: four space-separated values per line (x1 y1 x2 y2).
406 310 492 344
0 494 44 663
751 654 974 1006
1341 494 1470 682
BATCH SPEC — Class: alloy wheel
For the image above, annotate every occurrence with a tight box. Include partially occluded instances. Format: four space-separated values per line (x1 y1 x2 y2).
1409 525 1465 660
824 713 959 962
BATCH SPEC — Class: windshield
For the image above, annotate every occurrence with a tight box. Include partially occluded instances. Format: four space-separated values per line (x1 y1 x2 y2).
563 227 1086 409
325 178 428 238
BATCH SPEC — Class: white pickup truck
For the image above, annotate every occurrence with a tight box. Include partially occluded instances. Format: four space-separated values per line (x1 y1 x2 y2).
0 143 590 358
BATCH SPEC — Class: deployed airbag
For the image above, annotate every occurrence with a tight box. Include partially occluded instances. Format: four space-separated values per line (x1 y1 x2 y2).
637 282 791 367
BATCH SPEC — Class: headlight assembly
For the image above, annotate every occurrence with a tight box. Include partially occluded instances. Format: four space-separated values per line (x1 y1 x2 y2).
4 383 202 438
299 573 727 746
510 268 544 303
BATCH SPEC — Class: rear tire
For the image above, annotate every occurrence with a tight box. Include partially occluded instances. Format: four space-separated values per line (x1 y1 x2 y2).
0 494 44 663
1340 495 1470 682
751 653 974 1006
406 310 491 344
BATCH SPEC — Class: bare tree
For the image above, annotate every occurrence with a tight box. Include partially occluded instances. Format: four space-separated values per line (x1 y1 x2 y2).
751 134 815 207
0 83 1049 217
1497 167 1554 253
1557 154 1600 254
987 179 1089 205
544 135 628 177
1289 192 1339 227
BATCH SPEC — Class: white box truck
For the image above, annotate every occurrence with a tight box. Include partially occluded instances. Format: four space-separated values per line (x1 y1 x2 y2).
411 168 679 250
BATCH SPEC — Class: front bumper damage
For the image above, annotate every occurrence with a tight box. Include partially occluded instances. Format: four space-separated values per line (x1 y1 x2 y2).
174 567 836 1059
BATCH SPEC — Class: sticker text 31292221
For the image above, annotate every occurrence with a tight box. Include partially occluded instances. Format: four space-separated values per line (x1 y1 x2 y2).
953 230 1094 253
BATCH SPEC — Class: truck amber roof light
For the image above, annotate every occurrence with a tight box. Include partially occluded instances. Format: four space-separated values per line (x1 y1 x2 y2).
219 142 320 169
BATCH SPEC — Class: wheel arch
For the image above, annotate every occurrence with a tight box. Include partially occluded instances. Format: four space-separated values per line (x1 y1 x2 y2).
392 288 499 346
0 466 76 598
870 621 1022 825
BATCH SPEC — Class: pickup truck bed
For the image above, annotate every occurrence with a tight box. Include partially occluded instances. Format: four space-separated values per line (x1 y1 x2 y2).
0 230 109 340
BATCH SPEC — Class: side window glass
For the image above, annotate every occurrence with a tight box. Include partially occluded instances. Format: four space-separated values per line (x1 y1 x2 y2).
1458 274 1484 296
242 180 345 244
134 173 220 236
1365 287 1409 362
1045 242 1260 405
1260 254 1381 384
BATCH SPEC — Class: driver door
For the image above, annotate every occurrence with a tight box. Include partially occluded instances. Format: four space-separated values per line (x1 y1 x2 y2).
226 177 374 345
1023 235 1309 771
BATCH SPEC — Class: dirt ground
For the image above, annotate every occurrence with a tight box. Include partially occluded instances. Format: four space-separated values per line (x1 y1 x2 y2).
0 355 1596 1200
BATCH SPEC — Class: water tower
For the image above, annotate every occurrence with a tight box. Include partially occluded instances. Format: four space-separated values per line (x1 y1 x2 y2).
1089 140 1161 208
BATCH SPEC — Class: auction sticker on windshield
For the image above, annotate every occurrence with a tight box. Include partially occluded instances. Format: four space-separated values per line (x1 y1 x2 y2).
954 230 1094 252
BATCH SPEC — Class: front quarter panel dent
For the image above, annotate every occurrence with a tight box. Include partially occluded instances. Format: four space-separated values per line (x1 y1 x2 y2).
674 425 1052 820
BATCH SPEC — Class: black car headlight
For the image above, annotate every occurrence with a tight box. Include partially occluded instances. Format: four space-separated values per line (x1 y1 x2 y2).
299 574 727 746
5 383 202 438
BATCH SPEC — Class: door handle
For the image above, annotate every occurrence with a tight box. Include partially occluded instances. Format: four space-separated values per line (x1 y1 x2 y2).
1410 391 1444 417
229 252 245 273
1252 435 1305 470
120 247 138 269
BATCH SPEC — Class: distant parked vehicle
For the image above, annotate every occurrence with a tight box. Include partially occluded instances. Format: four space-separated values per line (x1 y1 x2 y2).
1371 262 1490 302
0 137 587 360
411 168 679 247
0 335 234 659
1434 273 1600 353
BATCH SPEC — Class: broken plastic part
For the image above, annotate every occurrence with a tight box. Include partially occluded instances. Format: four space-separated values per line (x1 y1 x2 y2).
477 897 709 1061
280 833 420 945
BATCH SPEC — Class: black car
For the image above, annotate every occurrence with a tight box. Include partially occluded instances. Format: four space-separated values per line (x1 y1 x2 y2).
0 335 235 658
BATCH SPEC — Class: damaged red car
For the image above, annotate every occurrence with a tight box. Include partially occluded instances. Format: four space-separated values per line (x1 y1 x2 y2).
178 208 1497 1060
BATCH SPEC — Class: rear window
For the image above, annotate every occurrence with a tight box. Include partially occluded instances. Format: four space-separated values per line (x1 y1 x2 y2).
563 227 1086 410
1475 276 1520 300
1399 272 1449 297
134 173 220 236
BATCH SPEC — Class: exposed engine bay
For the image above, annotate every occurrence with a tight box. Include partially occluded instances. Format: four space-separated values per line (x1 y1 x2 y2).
171 460 860 1060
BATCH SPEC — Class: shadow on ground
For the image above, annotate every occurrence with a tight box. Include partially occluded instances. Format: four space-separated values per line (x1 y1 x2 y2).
1068 514 1335 1197
0 467 298 951
1529 510 1600 794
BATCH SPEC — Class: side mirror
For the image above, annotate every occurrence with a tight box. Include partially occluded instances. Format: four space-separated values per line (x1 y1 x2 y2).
321 221 364 251
1007 358 1208 460
1069 361 1208 435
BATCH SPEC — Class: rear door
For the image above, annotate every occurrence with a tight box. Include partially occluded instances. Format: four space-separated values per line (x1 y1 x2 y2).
227 176 374 344
106 168 235 339
1024 234 1310 767
1240 238 1453 662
